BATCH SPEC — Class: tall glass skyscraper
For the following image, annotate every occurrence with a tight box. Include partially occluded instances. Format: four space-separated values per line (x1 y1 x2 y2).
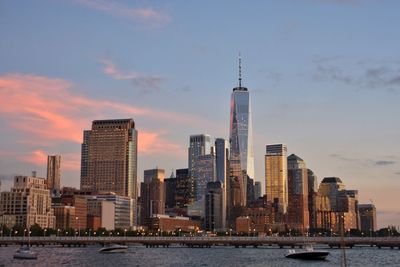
229 57 254 207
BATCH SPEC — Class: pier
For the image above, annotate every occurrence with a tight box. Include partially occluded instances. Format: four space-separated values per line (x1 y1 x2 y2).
0 236 399 249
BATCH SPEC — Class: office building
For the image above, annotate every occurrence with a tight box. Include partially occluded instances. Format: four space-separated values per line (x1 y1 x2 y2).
192 152 216 201
265 144 288 216
175 168 190 208
188 134 212 202
229 57 254 207
307 169 318 229
80 119 137 199
165 172 177 209
47 155 61 195
359 204 377 232
287 154 309 231
140 168 165 224
87 194 134 230
205 181 224 231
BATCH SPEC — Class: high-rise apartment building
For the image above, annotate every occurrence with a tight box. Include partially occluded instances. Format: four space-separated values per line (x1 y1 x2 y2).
265 144 288 216
287 154 309 231
175 168 190 208
229 57 254 207
140 168 165 224
188 134 212 202
47 155 61 195
80 119 137 198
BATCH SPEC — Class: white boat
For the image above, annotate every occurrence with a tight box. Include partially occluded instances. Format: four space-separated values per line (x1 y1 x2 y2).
13 246 38 260
99 244 128 253
285 244 329 260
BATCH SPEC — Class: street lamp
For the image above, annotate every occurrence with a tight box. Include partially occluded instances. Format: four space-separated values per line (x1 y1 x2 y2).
124 229 127 237
229 228 232 237
44 228 47 237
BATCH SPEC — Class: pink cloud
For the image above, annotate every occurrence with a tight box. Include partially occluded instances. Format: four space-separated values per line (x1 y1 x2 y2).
73 0 170 26
0 73 188 156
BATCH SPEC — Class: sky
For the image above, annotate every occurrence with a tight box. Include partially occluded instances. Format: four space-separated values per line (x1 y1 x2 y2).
0 0 399 228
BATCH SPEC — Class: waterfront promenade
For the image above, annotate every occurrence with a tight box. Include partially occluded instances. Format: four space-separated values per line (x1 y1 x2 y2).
0 236 399 249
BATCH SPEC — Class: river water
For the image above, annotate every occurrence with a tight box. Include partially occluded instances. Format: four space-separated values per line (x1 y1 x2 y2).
0 245 399 266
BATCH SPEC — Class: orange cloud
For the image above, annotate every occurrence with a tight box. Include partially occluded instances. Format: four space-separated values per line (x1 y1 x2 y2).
0 73 188 155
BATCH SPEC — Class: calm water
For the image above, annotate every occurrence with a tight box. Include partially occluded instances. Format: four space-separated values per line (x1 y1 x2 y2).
0 245 399 267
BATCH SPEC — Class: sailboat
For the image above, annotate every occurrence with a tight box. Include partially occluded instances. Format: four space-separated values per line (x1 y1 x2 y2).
14 229 37 260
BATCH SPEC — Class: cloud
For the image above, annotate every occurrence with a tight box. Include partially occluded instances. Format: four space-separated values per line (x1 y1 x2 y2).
313 57 400 91
394 172 400 176
0 73 195 158
374 160 396 166
330 154 397 166
100 59 164 91
73 0 170 27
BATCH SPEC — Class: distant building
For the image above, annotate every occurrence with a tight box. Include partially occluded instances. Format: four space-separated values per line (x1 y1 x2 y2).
87 194 134 230
265 144 288 217
189 134 212 202
140 168 165 225
175 168 191 208
287 154 309 231
246 176 255 205
80 119 138 199
307 169 318 229
254 181 261 200
229 57 255 207
215 138 229 227
61 194 88 231
165 172 177 209
146 214 200 232
53 205 76 230
316 177 360 231
47 155 61 195
359 204 377 232
193 152 216 201
0 174 55 229
205 181 224 231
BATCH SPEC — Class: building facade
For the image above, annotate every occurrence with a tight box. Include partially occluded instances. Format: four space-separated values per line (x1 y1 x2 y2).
188 134 212 202
359 204 377 232
229 59 254 207
140 169 165 225
0 174 55 229
265 144 288 217
205 181 224 231
80 119 138 199
287 154 309 231
47 155 61 195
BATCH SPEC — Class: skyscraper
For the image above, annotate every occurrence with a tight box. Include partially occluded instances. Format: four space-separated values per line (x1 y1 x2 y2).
215 138 229 227
205 181 224 231
80 119 138 198
229 56 254 207
287 154 309 231
193 152 216 201
47 154 61 195
188 134 212 202
265 144 288 216
140 168 165 224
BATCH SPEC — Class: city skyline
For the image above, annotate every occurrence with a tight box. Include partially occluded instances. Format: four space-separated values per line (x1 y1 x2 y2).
0 1 400 228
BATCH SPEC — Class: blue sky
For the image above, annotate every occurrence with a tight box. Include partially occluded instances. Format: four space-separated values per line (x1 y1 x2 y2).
0 0 399 227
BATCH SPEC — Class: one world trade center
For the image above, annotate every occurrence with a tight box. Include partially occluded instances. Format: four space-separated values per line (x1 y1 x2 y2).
229 56 254 207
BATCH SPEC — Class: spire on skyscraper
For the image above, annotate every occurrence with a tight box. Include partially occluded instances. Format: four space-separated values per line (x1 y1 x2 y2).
238 52 242 87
